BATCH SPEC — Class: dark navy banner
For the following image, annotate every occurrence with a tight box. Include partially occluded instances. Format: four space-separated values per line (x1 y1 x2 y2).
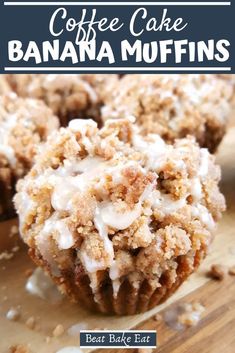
80 330 157 348
0 0 234 73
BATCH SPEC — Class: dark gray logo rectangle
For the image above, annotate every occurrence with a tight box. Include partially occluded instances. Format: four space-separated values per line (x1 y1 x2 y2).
80 330 157 348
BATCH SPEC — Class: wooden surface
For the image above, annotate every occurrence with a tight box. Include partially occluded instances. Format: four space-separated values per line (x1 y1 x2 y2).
97 276 235 353
0 126 235 353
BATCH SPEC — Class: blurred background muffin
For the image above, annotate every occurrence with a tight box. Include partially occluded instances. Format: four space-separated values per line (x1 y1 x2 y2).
0 93 59 219
102 74 234 152
6 74 119 126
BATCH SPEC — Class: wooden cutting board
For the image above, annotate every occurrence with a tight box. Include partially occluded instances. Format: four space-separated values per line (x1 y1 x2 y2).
0 126 235 353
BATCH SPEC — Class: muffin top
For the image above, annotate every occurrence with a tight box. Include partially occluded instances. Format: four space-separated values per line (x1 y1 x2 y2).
14 118 225 289
0 93 59 177
102 74 233 149
217 74 235 85
6 74 119 123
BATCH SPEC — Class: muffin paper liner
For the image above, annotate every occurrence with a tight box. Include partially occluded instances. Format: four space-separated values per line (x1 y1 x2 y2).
29 246 207 315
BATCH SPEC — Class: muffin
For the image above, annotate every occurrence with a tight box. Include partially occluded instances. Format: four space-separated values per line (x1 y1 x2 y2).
14 118 225 315
6 74 119 126
102 74 233 152
0 93 59 219
217 74 235 85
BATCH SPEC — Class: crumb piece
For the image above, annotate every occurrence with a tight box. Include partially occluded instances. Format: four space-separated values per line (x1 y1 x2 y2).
24 269 33 278
9 225 19 237
209 264 227 280
228 266 235 276
12 246 20 253
45 336 51 343
6 308 21 321
153 313 162 322
25 316 35 330
53 324 65 337
0 251 14 260
178 302 205 327
102 74 233 152
9 345 30 353
164 302 205 330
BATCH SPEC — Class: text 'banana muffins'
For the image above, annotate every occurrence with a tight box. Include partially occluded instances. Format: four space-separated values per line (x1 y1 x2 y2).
0 93 59 219
102 74 233 152
6 74 119 126
14 118 225 315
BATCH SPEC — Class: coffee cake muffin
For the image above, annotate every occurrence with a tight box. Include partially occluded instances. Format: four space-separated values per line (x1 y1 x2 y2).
217 74 235 85
102 74 233 152
14 118 225 315
0 93 59 219
6 74 119 126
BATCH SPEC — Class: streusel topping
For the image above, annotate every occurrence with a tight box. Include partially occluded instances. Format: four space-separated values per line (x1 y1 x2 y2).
102 74 233 151
7 74 119 125
0 93 59 177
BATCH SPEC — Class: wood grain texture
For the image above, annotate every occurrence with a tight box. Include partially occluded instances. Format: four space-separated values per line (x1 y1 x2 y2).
96 275 235 353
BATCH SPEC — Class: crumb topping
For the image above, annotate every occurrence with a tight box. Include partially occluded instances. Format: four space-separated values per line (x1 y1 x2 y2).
10 345 31 353
52 324 65 337
164 301 205 330
102 74 233 151
6 74 119 124
209 264 227 280
229 266 235 276
0 93 59 177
